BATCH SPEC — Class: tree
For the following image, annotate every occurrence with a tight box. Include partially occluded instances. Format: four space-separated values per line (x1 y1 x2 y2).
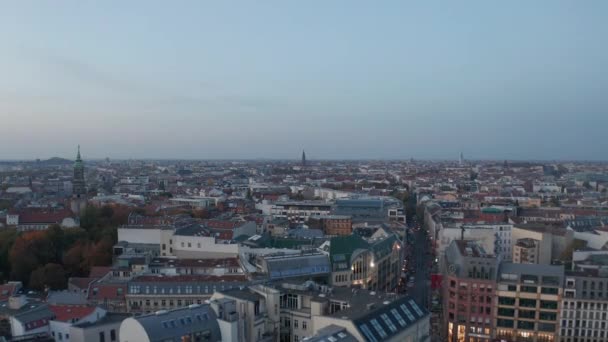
80 206 99 231
63 242 90 277
85 236 114 267
0 229 17 281
29 263 67 291
46 225 65 263
100 205 114 219
9 231 56 285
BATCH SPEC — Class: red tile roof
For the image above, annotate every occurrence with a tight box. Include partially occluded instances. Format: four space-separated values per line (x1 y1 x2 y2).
68 277 97 291
87 284 126 301
49 305 96 322
89 267 111 279
203 220 239 230
15 209 73 224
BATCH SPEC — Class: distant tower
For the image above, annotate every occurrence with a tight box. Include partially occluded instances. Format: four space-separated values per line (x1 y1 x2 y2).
70 145 87 216
459 152 464 166
302 150 307 167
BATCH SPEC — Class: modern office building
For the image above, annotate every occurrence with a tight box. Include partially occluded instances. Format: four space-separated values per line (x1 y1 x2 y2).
494 263 563 342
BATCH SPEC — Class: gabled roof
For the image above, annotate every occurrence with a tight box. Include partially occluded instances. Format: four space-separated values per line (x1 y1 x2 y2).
127 304 221 342
49 305 96 322
352 296 428 342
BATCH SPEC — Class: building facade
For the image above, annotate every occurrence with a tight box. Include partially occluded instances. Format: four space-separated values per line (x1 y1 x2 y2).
494 263 563 342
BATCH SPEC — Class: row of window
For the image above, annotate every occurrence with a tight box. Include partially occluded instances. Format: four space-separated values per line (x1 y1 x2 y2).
562 319 607 329
129 284 235 294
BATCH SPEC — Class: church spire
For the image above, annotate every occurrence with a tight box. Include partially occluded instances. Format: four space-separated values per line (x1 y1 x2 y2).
76 145 81 162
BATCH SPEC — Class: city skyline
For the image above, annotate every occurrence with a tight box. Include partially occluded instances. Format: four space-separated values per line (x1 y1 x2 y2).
1 1 608 160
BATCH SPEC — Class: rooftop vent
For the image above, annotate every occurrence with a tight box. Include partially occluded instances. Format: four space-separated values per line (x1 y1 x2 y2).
188 304 201 309
383 301 390 305
155 310 169 315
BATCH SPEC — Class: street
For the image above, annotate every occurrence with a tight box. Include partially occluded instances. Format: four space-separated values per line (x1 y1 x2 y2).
409 226 431 308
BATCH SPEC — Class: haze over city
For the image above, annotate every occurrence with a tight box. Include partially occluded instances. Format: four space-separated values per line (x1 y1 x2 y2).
1 1 608 160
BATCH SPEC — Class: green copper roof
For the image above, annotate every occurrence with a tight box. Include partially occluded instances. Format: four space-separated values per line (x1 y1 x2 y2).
329 235 369 266
74 145 83 168
482 207 503 214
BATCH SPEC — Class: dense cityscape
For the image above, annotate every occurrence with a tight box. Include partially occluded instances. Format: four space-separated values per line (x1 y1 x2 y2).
1 150 608 342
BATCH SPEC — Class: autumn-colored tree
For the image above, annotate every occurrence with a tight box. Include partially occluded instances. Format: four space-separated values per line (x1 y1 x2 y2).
63 241 90 277
29 263 67 291
85 236 114 267
9 231 55 285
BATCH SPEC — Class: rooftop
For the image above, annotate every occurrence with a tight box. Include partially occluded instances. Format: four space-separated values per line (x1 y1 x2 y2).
126 304 220 342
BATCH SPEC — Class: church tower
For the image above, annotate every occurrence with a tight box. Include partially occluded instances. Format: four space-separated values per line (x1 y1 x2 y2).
71 145 87 215
302 150 307 167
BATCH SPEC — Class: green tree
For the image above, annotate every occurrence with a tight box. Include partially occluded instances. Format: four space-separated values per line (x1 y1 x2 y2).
46 225 65 263
0 229 17 281
80 206 99 231
29 263 67 291
63 242 90 277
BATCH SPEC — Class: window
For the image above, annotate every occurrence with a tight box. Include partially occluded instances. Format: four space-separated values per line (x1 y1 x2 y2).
400 304 415 321
521 286 537 293
110 329 116 342
294 336 299 342
302 321 307 330
58 333 63 340
541 287 559 295
294 319 298 328
390 308 406 327
498 297 515 306
359 323 377 342
519 298 537 308
370 319 388 338
408 299 424 316
498 308 515 317
188 242 191 247
381 313 397 333
99 332 105 342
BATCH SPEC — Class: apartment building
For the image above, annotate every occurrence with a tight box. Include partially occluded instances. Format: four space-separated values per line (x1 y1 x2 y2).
511 225 573 265
308 215 353 236
271 201 332 224
125 275 249 314
212 281 429 342
443 240 498 342
513 238 541 264
561 271 608 342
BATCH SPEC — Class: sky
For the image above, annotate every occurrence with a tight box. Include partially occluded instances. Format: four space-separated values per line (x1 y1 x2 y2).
1 1 607 161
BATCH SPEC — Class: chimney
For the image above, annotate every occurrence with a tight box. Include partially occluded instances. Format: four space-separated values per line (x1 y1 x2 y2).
8 296 27 310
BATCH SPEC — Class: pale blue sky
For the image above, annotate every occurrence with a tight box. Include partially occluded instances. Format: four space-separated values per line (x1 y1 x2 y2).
1 1 607 160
